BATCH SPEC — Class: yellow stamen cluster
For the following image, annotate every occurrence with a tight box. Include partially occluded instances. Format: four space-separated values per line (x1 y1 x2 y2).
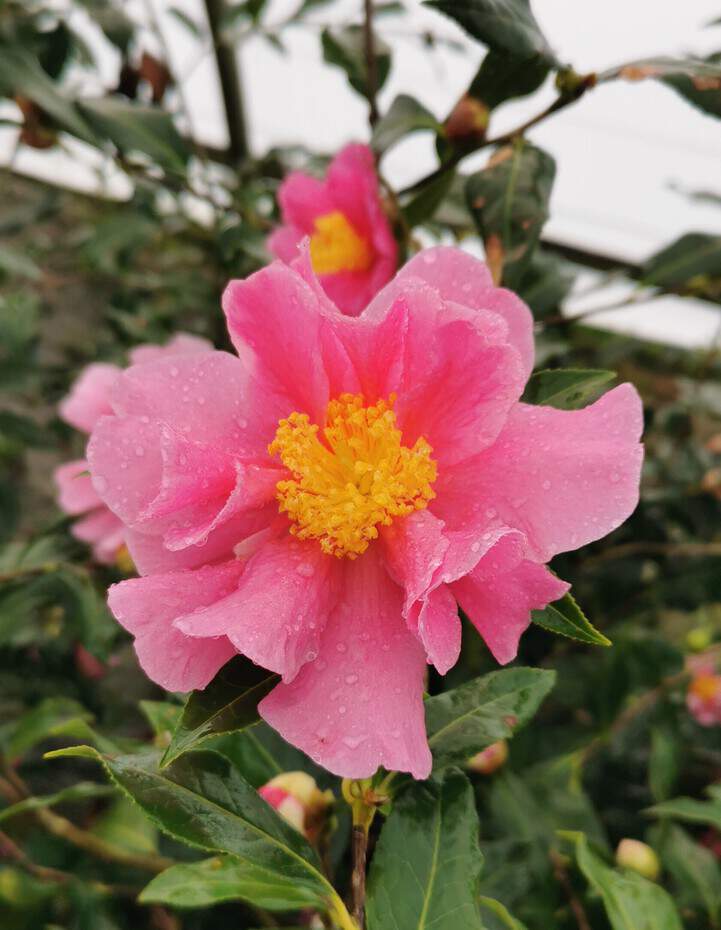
269 394 437 559
309 211 373 275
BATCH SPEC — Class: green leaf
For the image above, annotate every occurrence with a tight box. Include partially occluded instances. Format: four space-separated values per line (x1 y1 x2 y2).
139 701 182 741
478 896 529 930
532 592 611 647
565 832 683 930
372 94 440 155
465 140 556 289
516 250 576 318
51 747 340 913
0 247 41 281
0 411 49 448
367 770 483 930
647 787 721 831
78 97 190 174
0 782 113 825
5 697 93 760
402 168 457 228
0 44 97 143
615 56 721 120
209 722 322 789
321 26 391 98
648 727 680 803
642 232 721 288
168 7 203 37
651 823 721 928
521 369 616 410
425 667 556 769
468 49 550 111
425 0 557 65
140 854 325 911
91 797 158 855
162 656 278 767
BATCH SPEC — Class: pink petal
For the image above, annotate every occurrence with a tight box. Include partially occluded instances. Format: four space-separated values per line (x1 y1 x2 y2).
452 535 570 664
107 561 243 692
110 351 273 457
223 261 354 424
176 535 338 682
71 508 125 564
128 332 212 366
382 510 449 613
393 247 534 379
55 459 101 515
260 549 431 780
411 584 461 675
267 225 303 264
319 269 377 318
59 363 121 433
465 384 644 562
277 172 334 231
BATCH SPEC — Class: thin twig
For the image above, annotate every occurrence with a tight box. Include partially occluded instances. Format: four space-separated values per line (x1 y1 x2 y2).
550 849 593 930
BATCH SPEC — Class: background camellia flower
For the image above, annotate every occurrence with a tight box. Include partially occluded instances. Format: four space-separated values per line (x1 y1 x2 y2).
686 660 721 726
88 245 643 779
267 143 397 316
54 334 211 564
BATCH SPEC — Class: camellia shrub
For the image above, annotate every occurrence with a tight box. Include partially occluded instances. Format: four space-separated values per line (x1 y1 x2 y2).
2 2 721 930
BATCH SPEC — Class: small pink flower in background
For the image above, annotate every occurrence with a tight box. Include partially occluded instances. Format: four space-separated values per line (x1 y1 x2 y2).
54 334 211 565
267 143 397 316
259 772 333 838
89 245 643 779
687 660 721 726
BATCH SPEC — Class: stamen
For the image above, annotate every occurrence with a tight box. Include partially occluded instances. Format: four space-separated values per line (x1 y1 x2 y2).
309 212 373 275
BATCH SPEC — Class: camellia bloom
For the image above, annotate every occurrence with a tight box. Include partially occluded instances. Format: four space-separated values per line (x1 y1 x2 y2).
267 144 397 316
88 246 643 779
686 661 721 726
54 334 211 564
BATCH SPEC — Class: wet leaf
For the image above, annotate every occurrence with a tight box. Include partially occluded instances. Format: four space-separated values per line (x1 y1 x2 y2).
532 592 611 647
522 369 616 410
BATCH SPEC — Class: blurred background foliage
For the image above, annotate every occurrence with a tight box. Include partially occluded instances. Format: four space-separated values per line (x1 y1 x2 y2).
2 1 721 929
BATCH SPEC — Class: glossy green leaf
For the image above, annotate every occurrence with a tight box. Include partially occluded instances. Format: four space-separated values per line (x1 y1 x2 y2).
566 832 683 930
162 657 278 767
468 50 549 111
425 667 555 769
5 697 93 759
465 140 556 289
140 855 325 911
647 787 721 831
425 0 557 65
49 747 339 913
372 95 440 155
0 782 113 825
642 232 721 288
367 770 483 930
321 26 391 99
522 369 616 410
478 896 529 930
0 45 97 143
651 823 721 928
402 168 457 228
532 592 611 647
79 97 190 174
614 56 721 119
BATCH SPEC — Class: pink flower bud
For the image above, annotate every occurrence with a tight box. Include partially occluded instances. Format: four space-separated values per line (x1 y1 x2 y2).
467 739 508 775
615 839 660 881
259 772 333 839
687 664 721 727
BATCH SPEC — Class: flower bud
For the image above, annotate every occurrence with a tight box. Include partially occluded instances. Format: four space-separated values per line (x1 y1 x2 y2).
467 740 508 775
615 839 660 881
444 95 489 148
686 626 713 653
259 772 333 839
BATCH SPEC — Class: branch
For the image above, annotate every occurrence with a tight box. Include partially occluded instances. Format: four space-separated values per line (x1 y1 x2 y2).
363 0 379 127
351 826 368 930
204 0 250 160
550 849 593 930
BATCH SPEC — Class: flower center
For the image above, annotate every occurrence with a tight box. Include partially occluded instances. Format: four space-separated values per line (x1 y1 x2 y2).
268 394 437 559
309 211 373 275
691 673 721 703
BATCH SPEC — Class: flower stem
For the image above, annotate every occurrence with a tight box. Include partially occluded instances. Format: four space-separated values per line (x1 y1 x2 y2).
351 825 368 930
363 0 379 127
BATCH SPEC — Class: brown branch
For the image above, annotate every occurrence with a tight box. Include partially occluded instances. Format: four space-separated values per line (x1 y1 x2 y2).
550 849 593 930
204 0 249 160
351 825 368 930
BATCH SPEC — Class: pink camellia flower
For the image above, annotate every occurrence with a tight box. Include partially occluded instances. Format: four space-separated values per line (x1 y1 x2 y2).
54 334 211 564
267 143 397 316
88 246 643 779
686 661 721 726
